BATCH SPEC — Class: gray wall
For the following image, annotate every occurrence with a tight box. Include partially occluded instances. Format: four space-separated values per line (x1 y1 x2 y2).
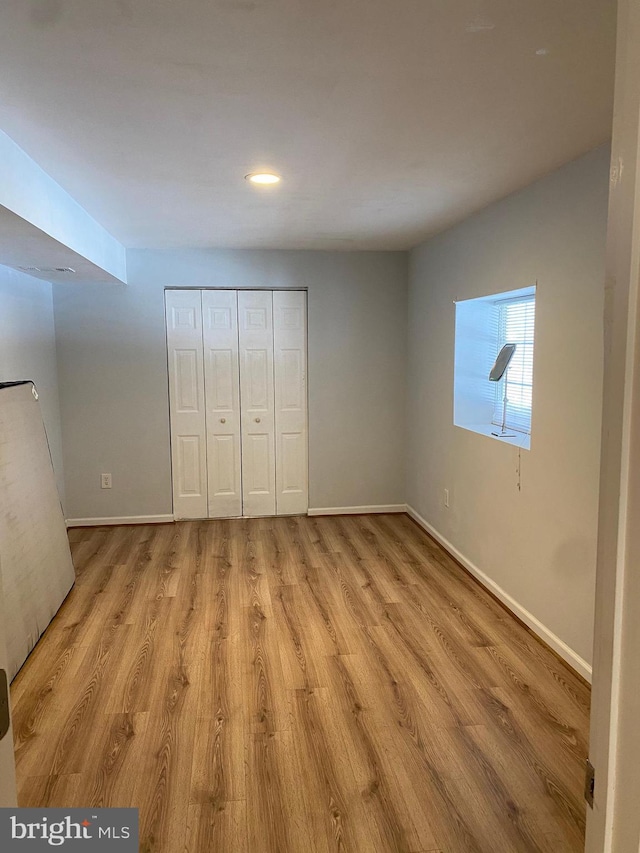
406 146 610 665
0 265 65 504
54 249 408 519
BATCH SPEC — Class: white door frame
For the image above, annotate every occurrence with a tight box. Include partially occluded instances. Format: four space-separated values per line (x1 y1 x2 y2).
586 0 640 850
0 569 18 807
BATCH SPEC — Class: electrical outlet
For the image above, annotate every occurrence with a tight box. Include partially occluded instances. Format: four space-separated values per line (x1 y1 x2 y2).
444 488 450 508
101 473 112 489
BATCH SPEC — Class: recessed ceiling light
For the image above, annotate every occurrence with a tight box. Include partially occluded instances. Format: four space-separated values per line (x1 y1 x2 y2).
245 172 281 185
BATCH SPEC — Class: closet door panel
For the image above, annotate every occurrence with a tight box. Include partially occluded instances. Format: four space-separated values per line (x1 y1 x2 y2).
174 349 200 411
166 290 207 519
203 290 242 517
274 291 308 514
176 435 203 495
238 291 276 516
246 434 271 491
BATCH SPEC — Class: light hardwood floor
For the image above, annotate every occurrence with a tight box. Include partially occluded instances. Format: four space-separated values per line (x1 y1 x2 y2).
11 514 590 852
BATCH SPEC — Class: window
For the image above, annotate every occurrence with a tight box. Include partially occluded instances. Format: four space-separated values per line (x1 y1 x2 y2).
491 294 535 434
453 285 536 449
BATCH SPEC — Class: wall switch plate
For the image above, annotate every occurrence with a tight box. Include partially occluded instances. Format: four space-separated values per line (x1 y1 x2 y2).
444 488 450 508
101 473 112 489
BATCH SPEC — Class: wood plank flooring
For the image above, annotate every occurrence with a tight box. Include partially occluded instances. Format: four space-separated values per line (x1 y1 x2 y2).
11 514 590 852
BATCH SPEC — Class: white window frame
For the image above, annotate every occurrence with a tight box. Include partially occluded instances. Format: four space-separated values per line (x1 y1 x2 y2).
453 285 536 450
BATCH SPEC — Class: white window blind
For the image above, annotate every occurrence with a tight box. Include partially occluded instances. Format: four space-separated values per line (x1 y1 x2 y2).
492 295 535 433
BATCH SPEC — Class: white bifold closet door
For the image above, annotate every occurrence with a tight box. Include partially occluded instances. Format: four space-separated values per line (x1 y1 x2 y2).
166 289 307 519
202 290 242 517
238 290 277 516
165 290 208 520
273 290 308 515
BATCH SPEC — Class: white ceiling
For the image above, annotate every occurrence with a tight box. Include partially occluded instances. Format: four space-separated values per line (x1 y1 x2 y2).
0 0 616 251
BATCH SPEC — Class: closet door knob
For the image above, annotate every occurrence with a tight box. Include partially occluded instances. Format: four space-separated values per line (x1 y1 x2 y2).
255 417 261 423
220 418 226 424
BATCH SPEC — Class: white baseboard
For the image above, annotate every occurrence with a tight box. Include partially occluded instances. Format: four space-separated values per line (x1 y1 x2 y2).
405 504 592 683
308 504 406 517
66 514 174 528
67 508 405 525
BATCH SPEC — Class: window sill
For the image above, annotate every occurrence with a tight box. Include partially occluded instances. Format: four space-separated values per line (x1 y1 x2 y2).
454 421 531 450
